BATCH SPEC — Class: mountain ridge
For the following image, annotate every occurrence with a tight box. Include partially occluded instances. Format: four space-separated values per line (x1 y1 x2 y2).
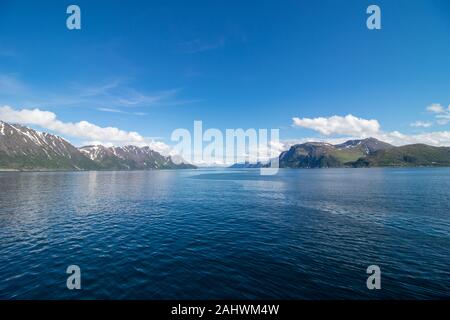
279 138 450 168
79 144 196 170
2 121 450 170
0 121 195 171
351 143 450 167
231 137 450 168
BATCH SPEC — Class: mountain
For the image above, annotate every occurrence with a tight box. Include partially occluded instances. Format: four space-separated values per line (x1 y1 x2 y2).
351 144 450 167
0 121 195 171
278 137 450 168
0 121 99 170
229 161 267 168
279 138 393 168
79 145 196 170
3 121 449 171
334 137 393 154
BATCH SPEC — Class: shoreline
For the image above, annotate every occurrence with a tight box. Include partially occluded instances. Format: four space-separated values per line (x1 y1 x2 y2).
2 166 450 173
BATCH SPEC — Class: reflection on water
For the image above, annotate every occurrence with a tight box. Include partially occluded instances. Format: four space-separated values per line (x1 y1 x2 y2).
0 168 449 299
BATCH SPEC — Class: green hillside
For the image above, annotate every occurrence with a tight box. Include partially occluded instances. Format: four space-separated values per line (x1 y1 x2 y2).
351 144 450 167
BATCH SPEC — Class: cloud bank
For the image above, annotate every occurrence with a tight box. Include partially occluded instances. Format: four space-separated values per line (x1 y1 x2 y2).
0 105 170 154
292 113 450 147
292 114 380 136
410 121 432 128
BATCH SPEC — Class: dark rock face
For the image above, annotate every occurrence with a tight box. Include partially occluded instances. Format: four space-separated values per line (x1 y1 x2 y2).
279 142 342 168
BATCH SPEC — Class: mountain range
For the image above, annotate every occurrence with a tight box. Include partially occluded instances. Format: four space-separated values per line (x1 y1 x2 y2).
0 121 195 171
235 137 450 168
2 121 450 171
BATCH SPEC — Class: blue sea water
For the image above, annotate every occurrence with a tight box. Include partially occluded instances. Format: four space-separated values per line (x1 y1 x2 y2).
0 168 449 299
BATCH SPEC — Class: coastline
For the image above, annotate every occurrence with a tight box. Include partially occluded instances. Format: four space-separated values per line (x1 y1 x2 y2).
2 166 450 173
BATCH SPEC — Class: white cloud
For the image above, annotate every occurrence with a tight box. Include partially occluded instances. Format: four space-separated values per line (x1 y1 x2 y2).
97 107 148 116
437 117 450 125
282 130 450 148
291 111 450 147
436 113 450 125
292 114 380 136
97 107 125 113
282 137 362 147
426 103 446 114
0 105 170 154
410 121 432 128
376 130 450 146
425 103 450 125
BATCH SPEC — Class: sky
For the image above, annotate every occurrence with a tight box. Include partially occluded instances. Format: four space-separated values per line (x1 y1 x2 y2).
1 0 450 158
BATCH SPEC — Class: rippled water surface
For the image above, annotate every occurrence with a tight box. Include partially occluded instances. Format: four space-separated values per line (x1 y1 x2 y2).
0 168 449 299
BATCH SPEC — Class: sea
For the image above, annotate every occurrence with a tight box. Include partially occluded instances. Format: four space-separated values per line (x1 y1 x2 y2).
0 168 449 299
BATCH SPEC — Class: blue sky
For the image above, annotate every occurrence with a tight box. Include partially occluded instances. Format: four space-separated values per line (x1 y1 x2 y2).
1 0 450 150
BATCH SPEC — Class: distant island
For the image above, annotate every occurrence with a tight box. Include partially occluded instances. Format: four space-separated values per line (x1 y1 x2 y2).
230 137 450 168
0 121 195 171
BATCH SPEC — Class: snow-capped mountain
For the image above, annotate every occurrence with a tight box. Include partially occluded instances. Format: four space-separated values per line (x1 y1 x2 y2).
0 121 195 170
79 145 195 170
0 121 98 170
334 137 393 154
